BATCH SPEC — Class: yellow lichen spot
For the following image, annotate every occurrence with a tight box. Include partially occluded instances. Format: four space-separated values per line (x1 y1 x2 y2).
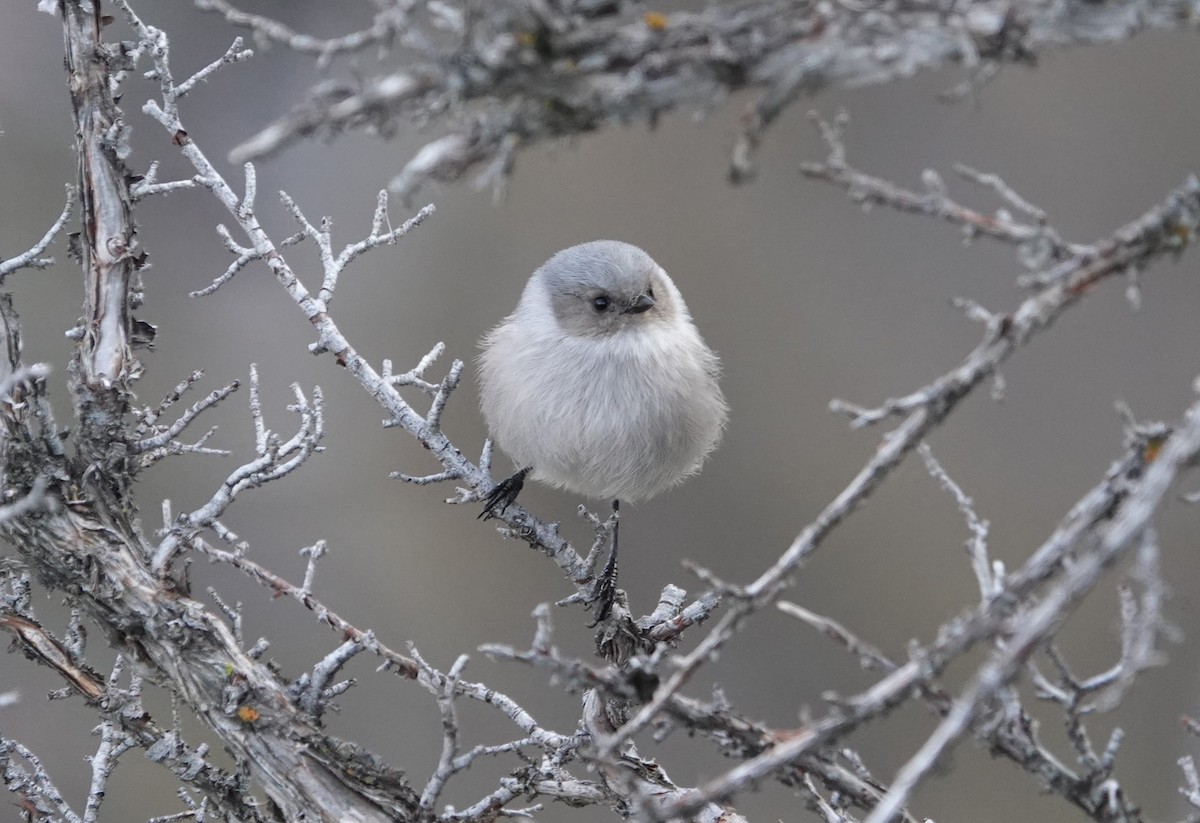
1169 222 1194 246
1143 436 1166 464
237 705 260 723
517 31 537 48
644 11 668 31
224 663 235 677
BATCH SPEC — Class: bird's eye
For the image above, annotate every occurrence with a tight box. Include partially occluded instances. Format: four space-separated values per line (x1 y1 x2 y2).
591 295 610 312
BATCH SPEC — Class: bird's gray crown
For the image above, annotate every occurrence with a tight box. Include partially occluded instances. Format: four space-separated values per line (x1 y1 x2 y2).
536 240 674 338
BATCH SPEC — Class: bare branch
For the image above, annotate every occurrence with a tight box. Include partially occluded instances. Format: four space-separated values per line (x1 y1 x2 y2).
207 586 243 647
196 0 412 66
777 601 896 674
0 604 265 819
0 737 83 823
130 373 239 455
804 110 1083 266
864 393 1200 823
0 185 75 277
383 341 447 396
190 223 261 297
0 608 105 703
13 6 1192 822
917 442 998 601
818 163 1198 434
407 644 595 819
129 161 202 199
152 366 323 570
327 193 433 305
1180 756 1200 810
63 1 141 390
83 721 137 823
175 36 253 98
214 1 1200 198
127 7 658 632
292 636 365 719
625 427 1162 821
417 653 468 813
188 534 419 678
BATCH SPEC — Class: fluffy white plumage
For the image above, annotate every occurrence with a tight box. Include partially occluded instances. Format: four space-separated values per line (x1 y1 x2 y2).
478 240 727 502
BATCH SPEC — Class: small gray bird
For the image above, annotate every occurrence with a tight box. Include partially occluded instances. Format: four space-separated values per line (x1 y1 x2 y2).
478 240 727 618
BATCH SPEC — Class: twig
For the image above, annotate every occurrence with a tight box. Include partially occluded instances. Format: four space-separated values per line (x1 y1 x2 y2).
175 37 253 98
83 721 136 823
635 431 1157 821
0 185 75 276
628 171 1199 760
131 374 239 458
188 534 418 677
292 636 364 719
196 0 413 67
0 737 83 823
917 442 997 601
417 654 468 812
152 367 323 570
130 161 202 199
863 392 1200 823
777 601 895 673
803 110 1083 266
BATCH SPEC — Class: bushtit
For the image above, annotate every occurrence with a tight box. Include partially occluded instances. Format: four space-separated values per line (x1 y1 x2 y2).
477 240 727 617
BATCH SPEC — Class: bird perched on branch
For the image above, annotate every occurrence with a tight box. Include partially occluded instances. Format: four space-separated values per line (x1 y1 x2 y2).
478 240 727 620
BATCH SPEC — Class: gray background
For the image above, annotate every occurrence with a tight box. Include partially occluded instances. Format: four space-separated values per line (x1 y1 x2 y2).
2 3 1199 821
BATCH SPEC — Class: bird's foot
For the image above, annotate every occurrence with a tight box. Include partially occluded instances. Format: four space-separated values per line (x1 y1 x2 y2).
478 467 530 521
587 562 619 627
587 501 620 626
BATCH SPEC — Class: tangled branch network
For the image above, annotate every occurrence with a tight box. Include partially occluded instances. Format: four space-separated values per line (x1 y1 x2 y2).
1 2 1199 822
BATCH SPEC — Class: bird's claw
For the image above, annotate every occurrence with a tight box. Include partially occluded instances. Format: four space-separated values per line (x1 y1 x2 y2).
478 467 530 521
587 572 618 626
587 536 620 626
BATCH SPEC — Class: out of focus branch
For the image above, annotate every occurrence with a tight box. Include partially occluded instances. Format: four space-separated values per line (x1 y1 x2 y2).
865 391 1200 823
601 161 1200 751
208 0 1200 198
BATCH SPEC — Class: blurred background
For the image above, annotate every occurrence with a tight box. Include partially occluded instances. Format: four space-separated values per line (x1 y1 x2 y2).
2 3 1199 821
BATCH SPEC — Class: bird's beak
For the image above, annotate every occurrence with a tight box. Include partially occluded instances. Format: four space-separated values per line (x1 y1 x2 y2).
624 293 655 314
